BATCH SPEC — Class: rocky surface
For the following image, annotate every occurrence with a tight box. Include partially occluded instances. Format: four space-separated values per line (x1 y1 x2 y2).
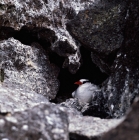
0 0 139 140
0 0 96 74
60 99 124 140
67 0 127 74
0 103 69 140
101 98 139 140
0 84 48 113
69 115 123 140
66 0 139 118
61 93 109 118
101 0 139 118
0 38 59 99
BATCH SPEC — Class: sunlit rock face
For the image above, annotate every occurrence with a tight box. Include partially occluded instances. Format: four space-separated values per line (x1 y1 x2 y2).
0 103 69 140
67 0 127 74
0 84 49 113
69 115 123 140
0 0 96 73
0 38 59 99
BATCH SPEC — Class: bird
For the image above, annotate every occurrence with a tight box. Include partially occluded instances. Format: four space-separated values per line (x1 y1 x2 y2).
72 79 100 105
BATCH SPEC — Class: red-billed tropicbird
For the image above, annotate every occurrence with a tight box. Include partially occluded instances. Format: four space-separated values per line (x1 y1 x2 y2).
72 79 100 105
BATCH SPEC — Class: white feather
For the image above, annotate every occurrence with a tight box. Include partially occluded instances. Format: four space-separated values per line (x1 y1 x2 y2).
72 81 100 104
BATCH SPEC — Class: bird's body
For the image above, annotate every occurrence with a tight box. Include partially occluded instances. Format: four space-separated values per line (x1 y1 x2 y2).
72 79 100 105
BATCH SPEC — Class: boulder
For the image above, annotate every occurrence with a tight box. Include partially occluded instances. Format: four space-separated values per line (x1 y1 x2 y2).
102 0 139 117
0 38 59 99
0 0 95 73
69 115 123 140
101 98 139 140
67 0 126 74
0 103 69 140
0 84 48 113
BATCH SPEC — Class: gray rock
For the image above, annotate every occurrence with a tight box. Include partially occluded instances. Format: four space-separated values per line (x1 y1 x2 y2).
102 0 139 118
0 0 95 73
60 98 97 115
61 92 108 118
60 98 83 112
60 99 123 140
69 115 123 140
67 0 126 74
66 0 139 118
101 98 139 140
0 84 48 113
0 103 69 140
0 38 59 99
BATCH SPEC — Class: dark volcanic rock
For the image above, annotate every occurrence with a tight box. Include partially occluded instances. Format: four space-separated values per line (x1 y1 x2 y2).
101 0 139 118
0 103 69 140
101 98 139 140
0 38 59 99
90 51 117 74
67 0 139 118
67 0 126 74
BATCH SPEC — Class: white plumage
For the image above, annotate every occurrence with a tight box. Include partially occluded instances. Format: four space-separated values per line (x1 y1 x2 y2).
72 79 100 105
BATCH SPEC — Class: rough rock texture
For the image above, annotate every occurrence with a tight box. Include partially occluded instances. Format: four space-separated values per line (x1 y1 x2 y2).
0 0 138 139
67 0 139 118
67 0 126 74
69 115 123 140
0 0 96 74
60 99 123 140
61 98 82 111
0 103 69 140
101 0 139 118
0 38 59 99
101 98 139 140
0 84 48 113
61 93 109 118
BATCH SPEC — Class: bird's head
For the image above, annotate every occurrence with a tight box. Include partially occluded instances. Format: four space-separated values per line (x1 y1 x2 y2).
74 79 89 85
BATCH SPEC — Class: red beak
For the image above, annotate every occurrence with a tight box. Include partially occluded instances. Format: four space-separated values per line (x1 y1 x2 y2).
74 81 82 85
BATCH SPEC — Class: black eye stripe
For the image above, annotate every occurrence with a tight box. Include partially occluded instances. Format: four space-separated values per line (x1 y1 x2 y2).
83 81 89 84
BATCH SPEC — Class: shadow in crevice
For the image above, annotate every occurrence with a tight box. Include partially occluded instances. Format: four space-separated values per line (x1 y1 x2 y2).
50 46 108 103
0 26 56 51
70 133 100 140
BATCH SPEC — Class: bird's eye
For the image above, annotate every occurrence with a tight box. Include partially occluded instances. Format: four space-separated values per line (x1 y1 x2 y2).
83 81 86 84
83 81 88 84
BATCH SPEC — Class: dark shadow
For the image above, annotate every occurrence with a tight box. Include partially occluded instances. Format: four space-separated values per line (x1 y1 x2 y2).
50 46 108 103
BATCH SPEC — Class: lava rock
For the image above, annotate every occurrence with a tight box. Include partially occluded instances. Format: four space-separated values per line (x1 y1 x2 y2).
69 115 123 140
0 103 69 140
60 98 123 140
91 51 118 74
101 98 139 140
60 98 83 112
0 0 95 73
52 39 81 74
61 90 109 118
0 38 59 99
102 0 139 118
0 84 49 113
67 0 126 74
